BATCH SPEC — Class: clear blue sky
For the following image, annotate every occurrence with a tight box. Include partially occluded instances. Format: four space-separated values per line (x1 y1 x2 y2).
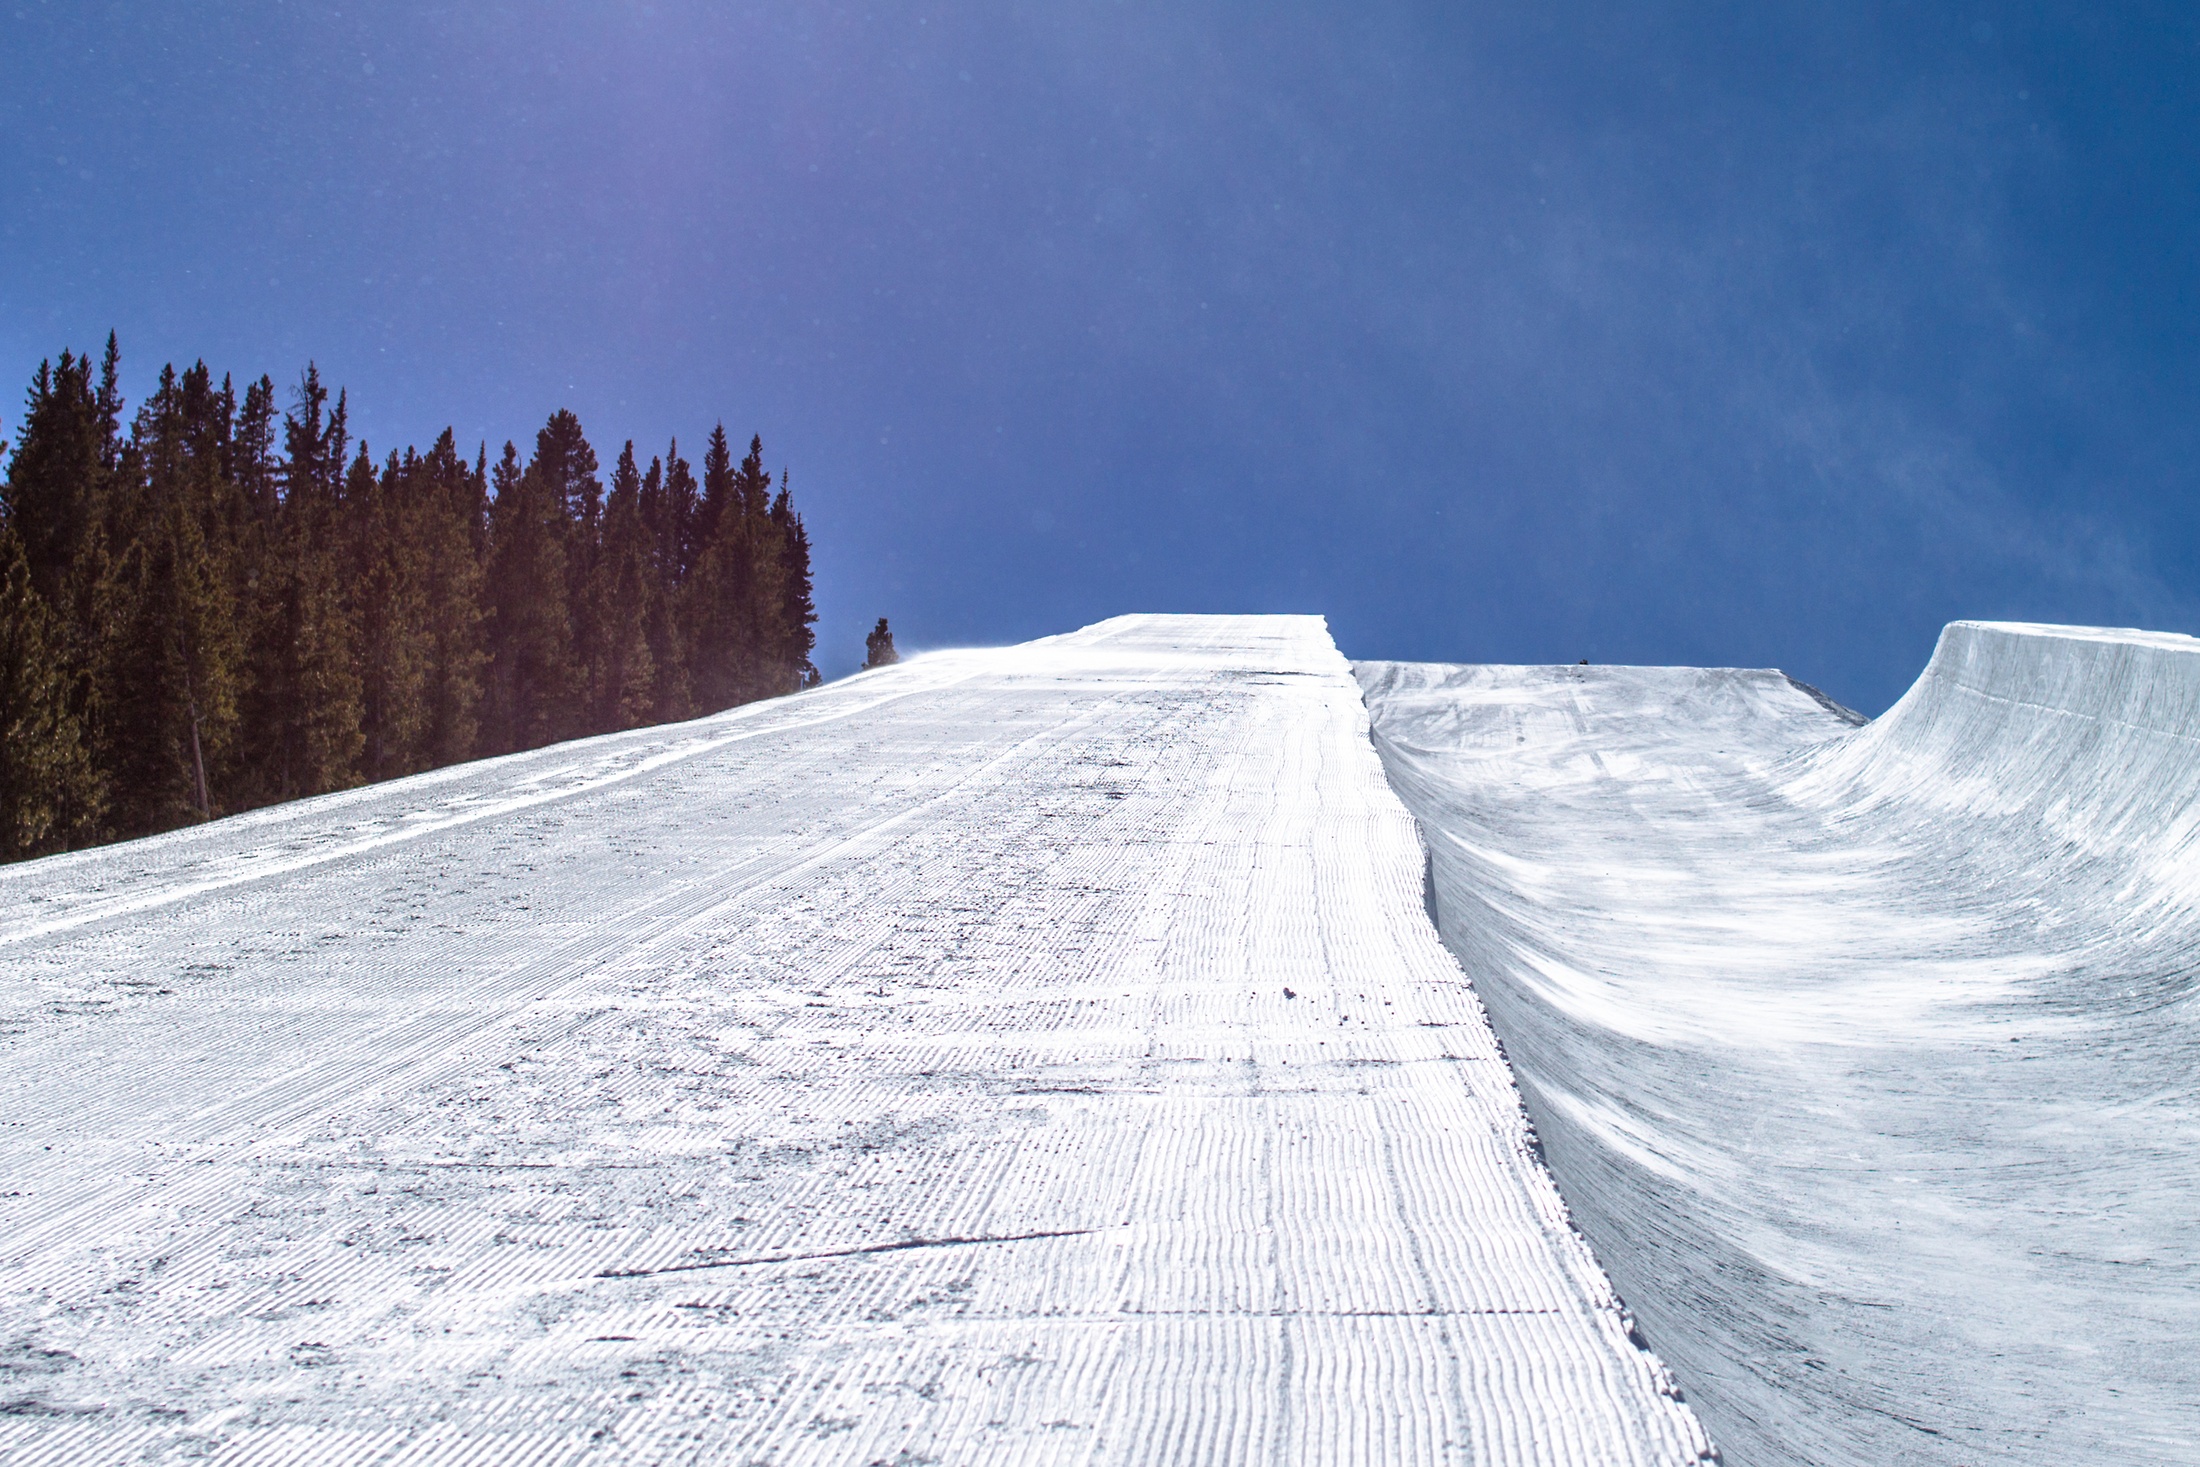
6 2 2197 709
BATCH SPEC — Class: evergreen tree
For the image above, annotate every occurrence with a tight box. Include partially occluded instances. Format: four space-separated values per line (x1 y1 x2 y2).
770 473 818 689
237 366 362 803
637 449 693 722
732 435 790 698
4 343 115 620
653 439 699 583
0 522 98 855
520 410 603 735
93 363 247 832
686 430 803 707
411 431 488 767
224 375 281 755
483 436 573 751
4 337 122 833
695 425 732 567
1 335 837 862
466 443 491 558
592 442 657 731
865 617 899 669
231 375 281 525
352 445 434 781
231 379 290 809
685 426 749 712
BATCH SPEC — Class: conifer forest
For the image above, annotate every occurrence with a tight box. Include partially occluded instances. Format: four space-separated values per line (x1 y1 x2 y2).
0 337 819 862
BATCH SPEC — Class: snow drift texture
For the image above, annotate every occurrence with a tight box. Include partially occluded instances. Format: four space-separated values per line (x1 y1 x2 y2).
1361 621 2200 1467
0 615 1711 1466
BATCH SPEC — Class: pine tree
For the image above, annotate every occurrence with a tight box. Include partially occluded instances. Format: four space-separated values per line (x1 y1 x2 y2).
520 410 606 735
695 425 732 569
231 375 281 525
484 435 574 752
223 375 280 754
654 440 698 583
865 617 899 669
732 435 789 699
686 430 807 707
411 430 488 766
93 363 248 833
466 443 491 558
770 472 819 689
352 446 434 781
685 426 749 712
4 338 122 835
230 376 289 808
2 338 837 861
637 449 693 722
593 441 657 731
4 345 113 620
236 366 362 804
0 522 98 855
297 385 365 794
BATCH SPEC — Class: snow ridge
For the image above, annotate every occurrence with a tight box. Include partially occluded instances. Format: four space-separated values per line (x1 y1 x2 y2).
1360 620 2200 1467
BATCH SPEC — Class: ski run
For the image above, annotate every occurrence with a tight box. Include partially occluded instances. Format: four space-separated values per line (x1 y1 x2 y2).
5 613 2195 1465
0 615 1707 1466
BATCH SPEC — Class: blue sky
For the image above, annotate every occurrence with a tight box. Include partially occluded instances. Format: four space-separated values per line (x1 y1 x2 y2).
6 2 2197 709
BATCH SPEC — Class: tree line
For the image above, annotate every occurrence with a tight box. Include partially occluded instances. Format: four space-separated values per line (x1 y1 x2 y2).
0 336 818 861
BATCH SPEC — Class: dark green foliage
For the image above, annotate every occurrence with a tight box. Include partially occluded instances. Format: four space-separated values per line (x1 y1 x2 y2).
93 362 248 835
0 337 825 863
865 617 899 669
771 476 819 688
2 338 119 845
483 438 572 752
687 430 805 706
3 338 118 623
234 366 364 805
685 426 745 711
353 445 431 782
637 448 694 722
593 442 657 733
411 432 490 768
0 523 97 856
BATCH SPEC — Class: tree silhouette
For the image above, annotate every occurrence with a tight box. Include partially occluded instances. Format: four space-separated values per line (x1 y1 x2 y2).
0 338 834 861
865 617 899 669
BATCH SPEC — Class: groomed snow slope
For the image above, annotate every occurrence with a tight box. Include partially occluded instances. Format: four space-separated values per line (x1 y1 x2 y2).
1360 621 2200 1467
0 615 1710 1466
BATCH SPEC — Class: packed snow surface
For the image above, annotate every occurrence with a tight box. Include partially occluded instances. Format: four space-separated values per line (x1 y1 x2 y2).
0 616 1710 1466
1361 621 2200 1467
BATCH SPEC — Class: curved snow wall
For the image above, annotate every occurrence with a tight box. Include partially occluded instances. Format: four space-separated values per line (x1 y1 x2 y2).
1360 622 2200 1467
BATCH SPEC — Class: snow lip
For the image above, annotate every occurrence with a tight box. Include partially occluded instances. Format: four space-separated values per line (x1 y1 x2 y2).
1949 618 2200 653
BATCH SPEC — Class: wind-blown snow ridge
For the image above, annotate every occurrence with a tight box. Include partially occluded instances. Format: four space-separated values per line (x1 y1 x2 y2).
1360 619 2200 1467
0 615 1709 1466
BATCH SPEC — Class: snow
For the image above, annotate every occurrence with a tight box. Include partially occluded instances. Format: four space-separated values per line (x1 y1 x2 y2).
1360 620 2200 1467
0 615 1710 1465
